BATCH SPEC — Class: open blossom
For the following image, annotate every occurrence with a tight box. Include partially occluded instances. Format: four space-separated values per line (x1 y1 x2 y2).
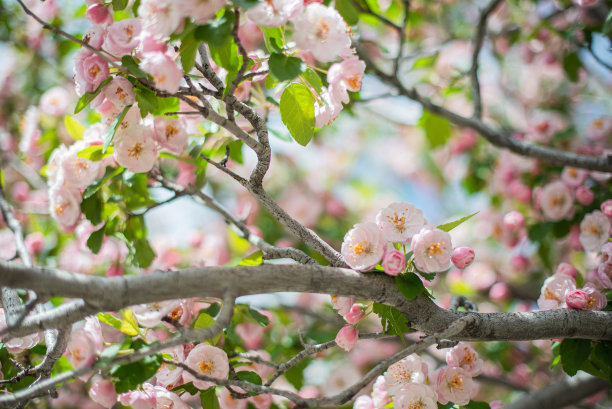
74 50 110 95
372 375 390 408
435 367 473 406
561 167 588 187
177 0 227 24
40 86 71 116
104 76 135 107
86 3 113 25
49 185 82 230
183 344 229 389
118 384 156 409
314 87 342 128
67 327 100 369
382 250 406 276
540 181 573 221
446 343 483 376
0 309 42 354
566 285 607 310
293 4 351 62
537 273 576 310
328 56 365 105
246 0 302 27
335 325 358 351
140 52 183 93
61 142 101 189
156 347 184 389
393 384 438 409
151 385 190 409
331 295 354 316
138 0 182 38
105 19 142 57
341 222 386 271
411 225 452 273
585 117 612 141
344 304 365 324
153 116 188 154
579 211 611 252
89 379 118 409
384 354 428 396
82 25 106 49
132 300 180 328
376 202 426 244
114 125 158 173
353 395 374 409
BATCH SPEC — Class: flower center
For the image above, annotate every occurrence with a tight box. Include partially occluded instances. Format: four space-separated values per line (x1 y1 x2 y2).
407 400 425 409
54 203 65 216
71 158 89 174
199 361 214 374
586 296 595 308
128 143 143 159
427 242 444 257
347 76 361 90
387 212 406 233
165 125 178 140
449 375 463 391
316 19 330 41
88 64 101 77
115 87 127 101
594 119 603 128
460 348 476 366
353 241 368 255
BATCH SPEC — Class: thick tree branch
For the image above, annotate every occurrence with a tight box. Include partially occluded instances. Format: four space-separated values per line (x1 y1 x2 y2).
1 262 611 342
358 50 612 173
507 372 611 409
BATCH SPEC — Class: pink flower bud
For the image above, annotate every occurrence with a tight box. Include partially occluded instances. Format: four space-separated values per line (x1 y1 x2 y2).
106 265 125 277
451 247 475 269
89 380 117 408
381 250 406 276
601 199 612 218
508 180 531 203
565 289 588 309
575 186 594 205
570 225 584 251
489 282 510 302
503 211 524 231
86 4 113 25
510 255 529 272
343 304 364 324
556 262 577 278
335 325 358 352
25 232 44 255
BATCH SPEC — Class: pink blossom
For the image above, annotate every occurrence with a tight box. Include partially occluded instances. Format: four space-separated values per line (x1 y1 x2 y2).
0 309 42 354
105 18 141 57
113 125 158 173
66 328 99 369
89 380 117 408
62 142 102 189
219 387 247 409
155 346 184 389
540 181 574 221
595 263 612 289
561 167 588 188
585 117 612 140
353 395 374 409
435 367 473 406
132 300 179 328
49 185 82 231
570 224 584 251
140 52 183 93
382 250 406 276
503 211 524 231
601 200 612 217
344 304 365 324
575 186 595 205
293 4 351 62
384 354 428 396
138 0 182 38
371 375 390 408
328 56 365 105
490 401 505 409
25 232 44 255
151 385 190 409
140 32 167 54
446 343 483 376
582 284 607 310
451 247 475 269
393 383 437 409
104 77 135 107
341 222 386 271
489 282 510 302
177 0 227 24
537 273 576 310
249 393 273 409
86 4 113 25
118 385 156 409
235 322 265 349
82 25 106 49
74 51 110 94
411 225 453 273
331 296 354 316
335 325 358 351
602 242 612 263
376 202 426 244
314 88 342 127
556 263 577 278
246 0 302 27
510 255 529 272
183 343 230 389
579 211 611 252
508 180 531 202
565 289 588 309
153 117 188 154
40 86 71 117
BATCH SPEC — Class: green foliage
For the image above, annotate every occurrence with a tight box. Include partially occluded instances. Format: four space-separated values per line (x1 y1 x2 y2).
121 56 148 78
74 77 112 113
81 191 103 225
112 0 128 11
77 145 114 162
562 52 581 83
193 312 215 330
200 388 221 409
239 250 263 266
236 371 263 385
110 354 163 393
419 111 451 148
248 307 270 327
280 83 315 146
560 338 591 376
335 0 359 26
97 312 122 330
268 53 306 81
395 273 426 301
437 212 478 232
103 105 131 152
372 302 410 344
86 225 105 254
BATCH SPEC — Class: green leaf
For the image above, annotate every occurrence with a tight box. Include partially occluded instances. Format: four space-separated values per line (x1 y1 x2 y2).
560 338 591 376
200 387 221 409
562 52 581 83
171 381 200 396
87 225 105 254
120 309 140 336
81 192 103 225
527 222 552 242
133 82 158 118
193 312 215 330
236 371 262 385
112 0 128 11
437 212 478 232
395 273 426 301
418 271 436 281
268 53 306 81
279 83 315 146
419 111 451 148
77 145 114 162
84 167 124 199
248 308 269 327
239 251 263 266
261 27 283 53
74 77 111 113
195 11 235 44
63 116 85 140
232 0 259 9
103 105 131 153
603 11 612 38
464 402 491 409
335 0 359 26
132 238 156 268
50 356 73 379
210 37 240 71
372 302 410 344
301 68 323 93
97 312 122 330
110 353 163 393
180 31 200 73
121 55 148 78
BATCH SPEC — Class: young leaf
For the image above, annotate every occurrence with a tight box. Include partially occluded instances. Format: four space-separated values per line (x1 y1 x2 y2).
103 105 131 153
239 251 263 266
110 354 163 393
268 53 306 81
395 273 426 301
279 83 315 146
419 111 451 148
87 225 105 254
97 312 122 330
121 55 148 78
180 31 200 73
437 212 479 232
372 302 410 344
335 0 359 26
112 0 128 11
132 238 156 268
560 338 591 376
74 77 111 113
248 308 270 327
133 83 158 118
301 68 323 93
193 312 215 330
81 192 103 225
77 145 114 162
236 371 263 385
63 116 85 140
200 387 221 409
120 309 140 336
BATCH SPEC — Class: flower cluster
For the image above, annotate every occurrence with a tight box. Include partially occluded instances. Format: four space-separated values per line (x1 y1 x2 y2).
355 344 484 409
341 202 474 274
537 262 607 311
